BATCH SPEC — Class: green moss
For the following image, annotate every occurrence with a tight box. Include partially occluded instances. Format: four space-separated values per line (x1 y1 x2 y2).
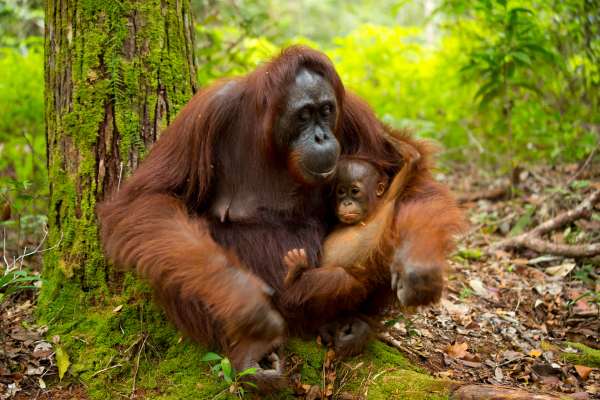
541 341 600 368
370 370 453 399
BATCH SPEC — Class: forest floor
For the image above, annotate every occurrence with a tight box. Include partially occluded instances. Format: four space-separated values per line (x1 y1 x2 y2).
1 158 599 399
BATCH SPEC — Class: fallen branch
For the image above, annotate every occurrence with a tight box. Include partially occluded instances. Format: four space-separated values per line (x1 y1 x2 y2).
450 384 564 400
490 190 600 257
456 187 507 203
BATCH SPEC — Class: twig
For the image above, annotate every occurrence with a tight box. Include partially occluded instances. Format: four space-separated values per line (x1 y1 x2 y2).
461 123 485 154
211 388 228 400
70 370 89 388
565 141 600 187
495 355 526 367
377 333 417 357
91 363 123 377
131 333 149 398
371 367 404 384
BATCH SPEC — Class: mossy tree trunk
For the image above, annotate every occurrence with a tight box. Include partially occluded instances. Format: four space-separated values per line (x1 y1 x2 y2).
41 0 198 314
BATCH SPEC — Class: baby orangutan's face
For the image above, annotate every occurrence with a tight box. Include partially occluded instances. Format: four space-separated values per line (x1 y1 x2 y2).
334 160 385 225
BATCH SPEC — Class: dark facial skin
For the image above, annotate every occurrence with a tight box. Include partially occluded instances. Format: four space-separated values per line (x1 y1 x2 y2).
273 69 340 185
335 161 385 225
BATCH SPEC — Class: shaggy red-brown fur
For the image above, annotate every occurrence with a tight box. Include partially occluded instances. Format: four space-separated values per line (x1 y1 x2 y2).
98 45 466 387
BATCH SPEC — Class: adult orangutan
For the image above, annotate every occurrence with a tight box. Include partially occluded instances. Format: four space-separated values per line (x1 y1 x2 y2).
98 45 466 390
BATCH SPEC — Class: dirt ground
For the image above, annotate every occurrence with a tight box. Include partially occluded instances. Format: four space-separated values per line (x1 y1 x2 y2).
1 160 599 399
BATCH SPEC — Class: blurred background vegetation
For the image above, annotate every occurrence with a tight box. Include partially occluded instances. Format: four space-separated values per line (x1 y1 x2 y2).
1 0 599 227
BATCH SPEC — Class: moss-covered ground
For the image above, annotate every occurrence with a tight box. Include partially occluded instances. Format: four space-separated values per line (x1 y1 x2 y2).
541 341 600 368
38 273 451 399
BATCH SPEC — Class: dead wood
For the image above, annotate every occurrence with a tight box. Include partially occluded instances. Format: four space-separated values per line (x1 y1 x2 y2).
456 187 507 203
450 384 565 400
491 190 600 257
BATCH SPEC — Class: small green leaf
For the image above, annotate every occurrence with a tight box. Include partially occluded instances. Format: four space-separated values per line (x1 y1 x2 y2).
223 373 233 384
212 364 222 380
509 206 535 237
245 382 259 389
513 81 543 96
4 286 39 297
55 344 70 380
202 352 222 361
384 317 403 327
221 358 232 379
458 249 483 260
474 80 500 99
511 52 531 66
478 88 502 112
236 368 258 378
571 180 592 189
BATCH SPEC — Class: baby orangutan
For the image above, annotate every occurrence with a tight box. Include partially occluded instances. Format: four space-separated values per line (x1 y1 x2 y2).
283 133 423 316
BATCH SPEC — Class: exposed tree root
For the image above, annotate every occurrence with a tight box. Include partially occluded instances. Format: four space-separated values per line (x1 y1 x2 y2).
490 190 600 257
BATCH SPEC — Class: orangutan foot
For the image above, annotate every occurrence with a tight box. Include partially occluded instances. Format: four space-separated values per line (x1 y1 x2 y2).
284 248 309 287
230 339 285 394
318 314 372 357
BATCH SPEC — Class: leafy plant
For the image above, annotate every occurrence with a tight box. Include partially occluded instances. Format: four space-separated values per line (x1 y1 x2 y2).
455 0 552 192
202 352 259 397
1 179 48 251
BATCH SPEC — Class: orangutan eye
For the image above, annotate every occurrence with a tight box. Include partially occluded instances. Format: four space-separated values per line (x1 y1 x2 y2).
338 188 346 195
352 188 359 195
299 109 311 121
321 105 331 116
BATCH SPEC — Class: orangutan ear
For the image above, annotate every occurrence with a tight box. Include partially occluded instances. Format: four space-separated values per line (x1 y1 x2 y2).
376 182 385 197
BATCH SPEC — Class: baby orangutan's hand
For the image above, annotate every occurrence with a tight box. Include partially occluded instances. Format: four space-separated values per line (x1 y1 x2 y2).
283 248 309 287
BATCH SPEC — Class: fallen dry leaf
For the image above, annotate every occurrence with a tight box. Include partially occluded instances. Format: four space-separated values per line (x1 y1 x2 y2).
503 350 521 360
293 380 308 395
10 331 41 341
529 349 542 357
495 367 503 381
326 371 336 384
316 335 323 347
325 384 334 397
574 365 591 381
469 279 488 296
306 385 322 400
545 263 576 277
112 305 123 313
445 342 468 359
439 370 454 379
324 348 335 369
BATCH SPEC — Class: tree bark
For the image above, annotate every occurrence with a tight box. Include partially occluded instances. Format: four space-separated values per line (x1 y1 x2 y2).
41 0 198 308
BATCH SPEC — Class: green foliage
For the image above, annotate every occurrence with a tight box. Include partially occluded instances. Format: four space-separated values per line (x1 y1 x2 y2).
201 352 258 396
0 269 51 303
0 39 46 187
0 179 48 247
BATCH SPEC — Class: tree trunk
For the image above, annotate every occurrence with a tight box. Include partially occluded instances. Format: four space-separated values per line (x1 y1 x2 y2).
41 0 198 310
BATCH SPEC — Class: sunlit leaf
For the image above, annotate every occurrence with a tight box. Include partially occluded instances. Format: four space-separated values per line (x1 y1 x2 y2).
509 206 535 237
478 88 502 112
221 358 232 379
511 52 531 66
202 352 222 361
55 344 70 380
